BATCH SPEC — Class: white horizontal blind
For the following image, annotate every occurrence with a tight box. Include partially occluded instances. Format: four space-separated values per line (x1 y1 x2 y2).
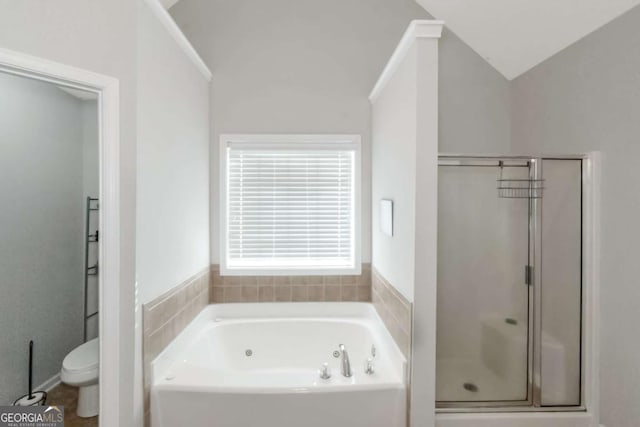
226 146 356 271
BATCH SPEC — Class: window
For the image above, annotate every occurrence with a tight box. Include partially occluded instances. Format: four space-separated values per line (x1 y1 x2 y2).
220 134 361 275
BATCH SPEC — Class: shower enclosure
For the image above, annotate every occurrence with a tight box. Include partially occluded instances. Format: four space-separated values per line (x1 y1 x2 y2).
436 155 584 411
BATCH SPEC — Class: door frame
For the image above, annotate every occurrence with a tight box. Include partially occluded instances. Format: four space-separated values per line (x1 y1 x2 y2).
0 47 123 427
436 155 535 409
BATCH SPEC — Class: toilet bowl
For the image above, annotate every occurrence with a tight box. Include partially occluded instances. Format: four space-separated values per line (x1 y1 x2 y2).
60 338 99 418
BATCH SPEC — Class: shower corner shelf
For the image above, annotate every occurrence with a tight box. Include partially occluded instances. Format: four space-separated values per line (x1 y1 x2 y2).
497 179 545 199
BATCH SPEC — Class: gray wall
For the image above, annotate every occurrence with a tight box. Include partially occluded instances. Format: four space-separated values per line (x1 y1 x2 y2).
169 0 511 263
81 100 100 341
136 0 210 305
511 6 640 426
371 43 418 300
439 31 511 153
0 73 87 404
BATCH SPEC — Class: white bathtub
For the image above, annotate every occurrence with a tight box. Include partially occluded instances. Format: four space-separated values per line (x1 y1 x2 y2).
150 302 407 427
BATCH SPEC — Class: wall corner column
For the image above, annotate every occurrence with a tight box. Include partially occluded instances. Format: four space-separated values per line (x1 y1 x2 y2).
411 23 443 427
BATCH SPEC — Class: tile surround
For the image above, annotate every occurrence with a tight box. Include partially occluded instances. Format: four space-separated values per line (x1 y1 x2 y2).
209 264 372 303
142 267 210 426
140 264 373 424
371 267 412 358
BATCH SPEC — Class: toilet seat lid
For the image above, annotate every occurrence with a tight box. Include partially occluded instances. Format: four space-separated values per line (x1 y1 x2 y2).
63 338 99 372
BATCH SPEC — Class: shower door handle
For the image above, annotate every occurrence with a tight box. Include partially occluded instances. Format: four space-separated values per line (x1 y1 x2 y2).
525 265 533 286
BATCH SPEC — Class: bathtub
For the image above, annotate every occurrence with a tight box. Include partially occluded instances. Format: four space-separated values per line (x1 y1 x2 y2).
150 302 407 427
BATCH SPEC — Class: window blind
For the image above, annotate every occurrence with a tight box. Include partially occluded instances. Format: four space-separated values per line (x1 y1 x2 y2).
225 146 356 271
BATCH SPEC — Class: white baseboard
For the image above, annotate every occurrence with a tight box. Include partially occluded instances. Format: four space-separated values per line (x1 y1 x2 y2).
36 373 61 393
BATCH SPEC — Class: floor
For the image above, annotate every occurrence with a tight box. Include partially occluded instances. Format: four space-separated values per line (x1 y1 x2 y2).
47 383 98 427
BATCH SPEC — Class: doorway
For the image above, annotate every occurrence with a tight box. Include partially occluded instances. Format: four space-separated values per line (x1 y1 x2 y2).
0 48 122 427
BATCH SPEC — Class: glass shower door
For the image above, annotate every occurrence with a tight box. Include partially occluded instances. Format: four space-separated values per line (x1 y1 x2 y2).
436 158 533 405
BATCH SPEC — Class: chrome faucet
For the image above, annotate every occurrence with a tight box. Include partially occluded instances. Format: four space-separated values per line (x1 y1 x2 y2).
339 344 352 377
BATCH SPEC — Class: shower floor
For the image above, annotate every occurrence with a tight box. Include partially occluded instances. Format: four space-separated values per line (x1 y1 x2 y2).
436 357 527 403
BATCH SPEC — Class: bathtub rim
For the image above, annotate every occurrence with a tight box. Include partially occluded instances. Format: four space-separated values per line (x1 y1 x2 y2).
150 302 408 392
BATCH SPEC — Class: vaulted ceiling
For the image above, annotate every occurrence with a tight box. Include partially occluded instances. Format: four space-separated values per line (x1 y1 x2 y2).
161 0 180 10
164 0 640 80
414 0 640 79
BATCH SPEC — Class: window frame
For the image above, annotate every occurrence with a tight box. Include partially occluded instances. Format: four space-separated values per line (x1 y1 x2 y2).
219 134 362 276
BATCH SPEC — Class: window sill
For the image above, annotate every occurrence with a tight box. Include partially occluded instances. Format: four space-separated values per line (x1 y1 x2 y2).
220 266 362 277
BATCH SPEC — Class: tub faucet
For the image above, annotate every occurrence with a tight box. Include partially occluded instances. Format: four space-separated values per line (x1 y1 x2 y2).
339 344 352 377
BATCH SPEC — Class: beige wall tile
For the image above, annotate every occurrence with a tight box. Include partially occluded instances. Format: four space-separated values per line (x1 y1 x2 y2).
256 276 274 286
224 286 242 302
357 286 371 302
207 264 372 304
371 267 412 358
291 286 308 301
340 275 357 285
225 276 247 286
274 276 291 286
211 286 224 303
360 267 372 285
212 270 223 287
325 285 340 301
185 279 199 300
303 275 323 285
258 285 275 302
290 275 307 286
241 285 258 302
175 286 187 307
146 329 162 366
323 276 341 286
275 285 292 301
341 285 357 301
308 285 324 301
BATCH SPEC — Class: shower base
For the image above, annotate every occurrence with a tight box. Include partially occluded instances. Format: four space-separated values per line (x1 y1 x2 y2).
436 358 526 403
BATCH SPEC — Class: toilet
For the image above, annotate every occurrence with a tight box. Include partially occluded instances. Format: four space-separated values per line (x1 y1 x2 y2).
60 338 99 418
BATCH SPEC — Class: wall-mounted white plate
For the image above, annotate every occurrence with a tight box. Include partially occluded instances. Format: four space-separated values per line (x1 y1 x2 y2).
380 199 393 237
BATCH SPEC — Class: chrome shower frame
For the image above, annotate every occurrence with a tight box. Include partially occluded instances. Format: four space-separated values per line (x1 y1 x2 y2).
435 154 590 414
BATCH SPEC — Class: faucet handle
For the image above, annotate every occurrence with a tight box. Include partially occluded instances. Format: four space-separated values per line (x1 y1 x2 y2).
371 344 377 358
365 358 375 375
319 362 332 380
